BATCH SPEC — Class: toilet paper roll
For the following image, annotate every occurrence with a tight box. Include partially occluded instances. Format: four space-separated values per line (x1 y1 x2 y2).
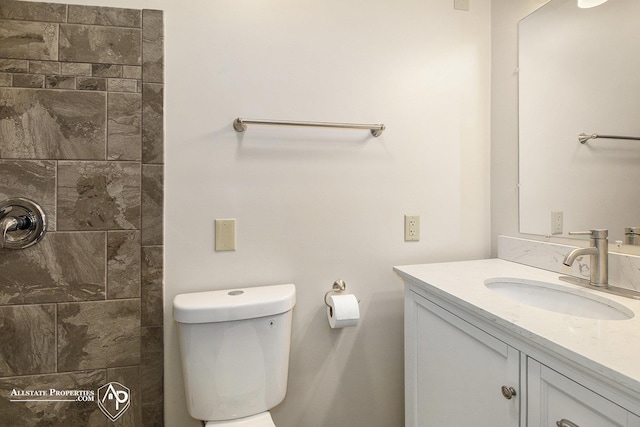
326 294 360 328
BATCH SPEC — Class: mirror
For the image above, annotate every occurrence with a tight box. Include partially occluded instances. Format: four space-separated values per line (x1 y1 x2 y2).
518 0 640 243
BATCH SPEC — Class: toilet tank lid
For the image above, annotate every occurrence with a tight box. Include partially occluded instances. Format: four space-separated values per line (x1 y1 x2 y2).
173 284 296 323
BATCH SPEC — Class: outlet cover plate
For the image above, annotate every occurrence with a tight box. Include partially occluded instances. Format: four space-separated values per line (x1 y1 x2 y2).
454 0 469 11
405 215 420 242
215 219 236 251
551 211 563 235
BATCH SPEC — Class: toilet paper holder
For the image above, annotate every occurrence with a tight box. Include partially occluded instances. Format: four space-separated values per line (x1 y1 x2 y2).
324 280 347 307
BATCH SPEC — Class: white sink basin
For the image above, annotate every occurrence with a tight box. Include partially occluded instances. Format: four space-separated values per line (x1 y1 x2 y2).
485 278 634 321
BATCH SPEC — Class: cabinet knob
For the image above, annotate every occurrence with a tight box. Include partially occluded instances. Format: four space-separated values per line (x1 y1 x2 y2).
500 385 517 400
556 420 580 427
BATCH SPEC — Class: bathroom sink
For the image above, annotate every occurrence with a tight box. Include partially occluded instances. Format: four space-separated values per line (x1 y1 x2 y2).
485 278 634 321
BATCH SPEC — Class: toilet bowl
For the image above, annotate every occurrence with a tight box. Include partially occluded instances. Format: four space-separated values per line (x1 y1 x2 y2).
174 284 296 426
205 411 275 427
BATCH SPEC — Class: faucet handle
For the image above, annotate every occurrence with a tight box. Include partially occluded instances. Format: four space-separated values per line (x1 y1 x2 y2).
569 229 608 239
568 231 592 236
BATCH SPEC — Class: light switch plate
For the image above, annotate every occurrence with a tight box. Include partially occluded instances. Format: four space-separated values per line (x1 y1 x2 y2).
215 219 236 251
454 0 469 11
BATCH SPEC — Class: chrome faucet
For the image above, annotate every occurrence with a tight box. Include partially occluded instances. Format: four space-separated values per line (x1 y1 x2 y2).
0 198 47 250
0 215 20 248
562 229 608 287
0 211 31 249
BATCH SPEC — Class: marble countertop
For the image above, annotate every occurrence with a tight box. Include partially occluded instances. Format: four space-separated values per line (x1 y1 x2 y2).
394 258 640 401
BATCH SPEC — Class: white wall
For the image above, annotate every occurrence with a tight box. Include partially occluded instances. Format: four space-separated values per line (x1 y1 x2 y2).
24 0 492 425
165 1 491 425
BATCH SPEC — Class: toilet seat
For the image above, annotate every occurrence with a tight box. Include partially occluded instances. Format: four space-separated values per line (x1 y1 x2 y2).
205 412 275 427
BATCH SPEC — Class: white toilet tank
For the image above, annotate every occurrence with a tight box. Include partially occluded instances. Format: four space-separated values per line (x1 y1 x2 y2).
173 284 296 422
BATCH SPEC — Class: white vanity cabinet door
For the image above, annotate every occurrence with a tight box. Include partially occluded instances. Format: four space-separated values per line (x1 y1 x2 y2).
628 412 640 427
405 290 520 427
528 358 629 427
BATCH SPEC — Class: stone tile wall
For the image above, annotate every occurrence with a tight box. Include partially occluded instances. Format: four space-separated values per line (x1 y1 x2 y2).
0 1 164 426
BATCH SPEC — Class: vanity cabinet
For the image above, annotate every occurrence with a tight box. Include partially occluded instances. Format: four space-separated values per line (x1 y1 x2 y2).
405 284 640 427
405 289 520 426
528 359 640 427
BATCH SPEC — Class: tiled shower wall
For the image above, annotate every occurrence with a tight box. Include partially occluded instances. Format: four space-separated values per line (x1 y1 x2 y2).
0 1 164 425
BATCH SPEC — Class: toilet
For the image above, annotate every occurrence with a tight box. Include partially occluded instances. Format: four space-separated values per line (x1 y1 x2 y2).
173 284 296 427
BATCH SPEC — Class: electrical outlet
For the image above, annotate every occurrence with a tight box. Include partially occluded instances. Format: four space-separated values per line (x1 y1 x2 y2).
551 211 563 235
405 215 420 242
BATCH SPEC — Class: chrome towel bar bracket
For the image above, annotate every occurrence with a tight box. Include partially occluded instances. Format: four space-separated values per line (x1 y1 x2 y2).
234 117 385 137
